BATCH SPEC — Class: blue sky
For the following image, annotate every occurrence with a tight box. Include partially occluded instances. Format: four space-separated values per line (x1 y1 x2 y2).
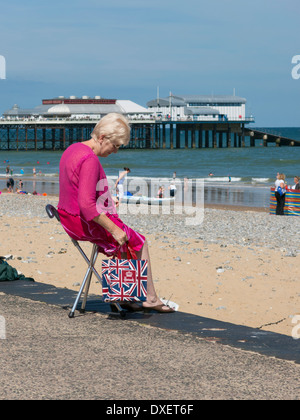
0 0 299 126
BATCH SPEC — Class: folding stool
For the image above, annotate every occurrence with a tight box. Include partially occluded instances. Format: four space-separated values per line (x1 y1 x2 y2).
45 204 126 319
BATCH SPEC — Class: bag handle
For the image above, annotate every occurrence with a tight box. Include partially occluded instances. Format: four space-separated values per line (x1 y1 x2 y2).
116 243 137 260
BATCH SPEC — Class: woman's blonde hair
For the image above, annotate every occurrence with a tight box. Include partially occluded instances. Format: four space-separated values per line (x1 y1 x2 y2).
92 113 130 146
278 173 286 180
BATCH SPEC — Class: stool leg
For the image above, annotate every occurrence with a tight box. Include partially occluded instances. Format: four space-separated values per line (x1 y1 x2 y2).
81 244 98 313
69 266 93 318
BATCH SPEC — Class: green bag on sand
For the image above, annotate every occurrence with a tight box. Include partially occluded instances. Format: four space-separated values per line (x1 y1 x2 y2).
0 260 34 282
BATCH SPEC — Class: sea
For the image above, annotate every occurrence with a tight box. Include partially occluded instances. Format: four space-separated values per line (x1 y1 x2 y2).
1 127 300 210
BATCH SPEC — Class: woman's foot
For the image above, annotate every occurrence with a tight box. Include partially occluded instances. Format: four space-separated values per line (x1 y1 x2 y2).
143 304 175 313
143 299 175 313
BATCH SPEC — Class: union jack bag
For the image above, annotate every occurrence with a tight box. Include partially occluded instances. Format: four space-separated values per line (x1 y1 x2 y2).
102 247 148 302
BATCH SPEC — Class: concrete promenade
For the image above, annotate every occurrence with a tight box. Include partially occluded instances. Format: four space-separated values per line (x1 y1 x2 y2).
0 281 300 400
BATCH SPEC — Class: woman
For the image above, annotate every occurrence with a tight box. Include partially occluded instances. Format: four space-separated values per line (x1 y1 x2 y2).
57 113 174 313
274 173 287 215
291 176 300 190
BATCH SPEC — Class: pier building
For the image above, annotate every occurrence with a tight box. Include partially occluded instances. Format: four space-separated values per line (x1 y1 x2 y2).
1 94 299 150
3 96 152 120
147 94 249 122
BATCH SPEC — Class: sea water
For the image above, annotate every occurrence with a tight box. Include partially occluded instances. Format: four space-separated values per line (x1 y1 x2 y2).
1 127 299 209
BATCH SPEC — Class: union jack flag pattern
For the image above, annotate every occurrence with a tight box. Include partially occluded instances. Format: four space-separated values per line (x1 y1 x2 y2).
102 258 148 302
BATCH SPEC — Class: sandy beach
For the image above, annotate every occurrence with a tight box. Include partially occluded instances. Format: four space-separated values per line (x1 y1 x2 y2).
0 192 299 337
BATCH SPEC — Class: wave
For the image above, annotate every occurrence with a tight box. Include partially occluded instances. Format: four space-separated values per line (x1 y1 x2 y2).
204 177 241 182
251 178 271 183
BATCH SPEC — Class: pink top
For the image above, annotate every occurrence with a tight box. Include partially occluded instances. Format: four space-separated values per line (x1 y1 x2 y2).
58 143 116 221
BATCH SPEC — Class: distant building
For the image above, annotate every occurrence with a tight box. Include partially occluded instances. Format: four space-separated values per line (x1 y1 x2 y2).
3 96 152 120
147 94 250 121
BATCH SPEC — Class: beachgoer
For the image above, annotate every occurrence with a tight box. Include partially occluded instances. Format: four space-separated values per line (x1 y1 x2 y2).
5 166 10 177
274 173 287 215
20 168 24 175
57 113 174 313
18 180 24 189
157 186 164 199
169 181 177 198
172 171 176 180
115 167 131 203
6 177 14 193
33 167 36 177
291 176 300 190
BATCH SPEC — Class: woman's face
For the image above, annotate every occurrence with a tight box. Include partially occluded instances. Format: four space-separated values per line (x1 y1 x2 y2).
96 135 121 157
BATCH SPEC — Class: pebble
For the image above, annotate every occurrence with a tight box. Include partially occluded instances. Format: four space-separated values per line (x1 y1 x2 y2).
0 194 299 252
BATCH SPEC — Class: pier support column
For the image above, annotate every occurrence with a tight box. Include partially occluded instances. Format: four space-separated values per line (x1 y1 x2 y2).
145 126 151 149
52 128 56 151
25 127 28 151
213 127 217 148
162 125 166 149
155 123 159 148
191 127 196 148
16 126 19 151
241 124 245 147
170 124 173 149
249 131 255 147
205 130 209 148
34 126 38 151
185 127 189 148
198 125 202 148
7 127 10 151
176 125 181 148
226 126 231 148
219 132 223 148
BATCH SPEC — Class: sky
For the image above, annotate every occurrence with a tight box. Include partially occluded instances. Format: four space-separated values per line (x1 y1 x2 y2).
0 0 299 126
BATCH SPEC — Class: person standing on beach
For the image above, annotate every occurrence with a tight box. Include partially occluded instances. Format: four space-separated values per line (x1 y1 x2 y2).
115 167 130 203
6 177 14 193
57 113 174 313
291 176 300 190
274 173 287 215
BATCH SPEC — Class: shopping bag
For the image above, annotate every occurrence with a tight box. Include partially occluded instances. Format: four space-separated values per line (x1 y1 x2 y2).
102 247 148 303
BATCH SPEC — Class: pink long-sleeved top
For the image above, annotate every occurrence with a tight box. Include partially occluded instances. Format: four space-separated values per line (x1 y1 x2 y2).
57 143 145 257
58 143 116 220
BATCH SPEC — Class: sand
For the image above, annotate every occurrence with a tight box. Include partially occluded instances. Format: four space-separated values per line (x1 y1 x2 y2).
0 193 299 337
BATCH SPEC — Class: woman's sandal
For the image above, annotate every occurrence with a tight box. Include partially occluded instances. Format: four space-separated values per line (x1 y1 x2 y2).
110 302 143 313
143 304 175 314
120 302 143 312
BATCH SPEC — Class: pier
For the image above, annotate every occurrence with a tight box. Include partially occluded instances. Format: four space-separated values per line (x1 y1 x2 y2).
0 119 299 151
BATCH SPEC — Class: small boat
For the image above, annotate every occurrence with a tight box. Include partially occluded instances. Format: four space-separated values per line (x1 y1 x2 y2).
123 195 175 205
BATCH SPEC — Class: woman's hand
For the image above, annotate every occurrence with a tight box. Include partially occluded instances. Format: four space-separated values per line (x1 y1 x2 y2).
111 226 128 246
93 212 128 246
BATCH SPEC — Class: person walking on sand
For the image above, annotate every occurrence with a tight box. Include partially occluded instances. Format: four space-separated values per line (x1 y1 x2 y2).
115 167 130 203
274 173 287 215
57 113 175 313
6 177 14 193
